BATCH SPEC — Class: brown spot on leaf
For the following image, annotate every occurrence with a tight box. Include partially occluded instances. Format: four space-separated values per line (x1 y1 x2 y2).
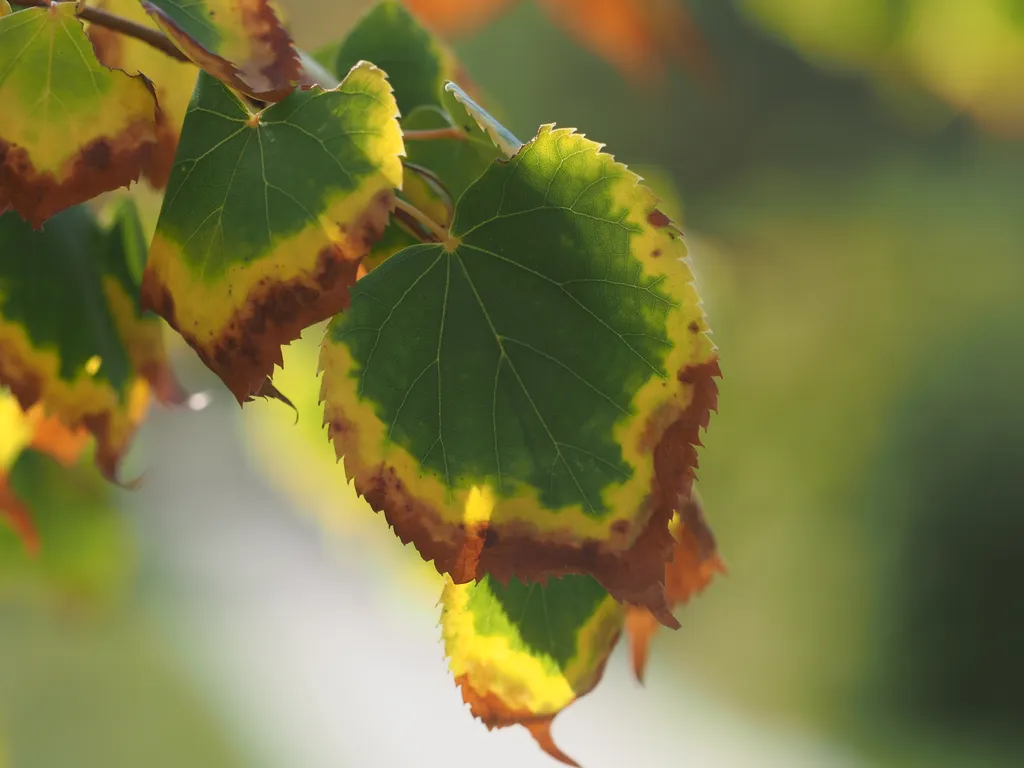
688 320 700 333
646 209 671 229
651 248 661 258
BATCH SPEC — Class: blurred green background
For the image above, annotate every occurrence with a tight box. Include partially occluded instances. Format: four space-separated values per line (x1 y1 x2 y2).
2 1 1022 766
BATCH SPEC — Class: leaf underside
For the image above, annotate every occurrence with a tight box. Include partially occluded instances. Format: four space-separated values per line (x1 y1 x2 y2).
142 0 299 101
321 123 720 621
140 64 404 403
0 3 157 228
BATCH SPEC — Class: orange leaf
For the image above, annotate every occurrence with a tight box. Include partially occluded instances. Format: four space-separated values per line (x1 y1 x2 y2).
0 472 38 555
26 405 90 468
402 0 516 37
626 489 725 682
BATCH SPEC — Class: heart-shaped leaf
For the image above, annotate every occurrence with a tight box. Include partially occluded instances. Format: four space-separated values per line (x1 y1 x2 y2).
142 0 299 101
321 124 719 619
141 65 403 403
0 3 157 227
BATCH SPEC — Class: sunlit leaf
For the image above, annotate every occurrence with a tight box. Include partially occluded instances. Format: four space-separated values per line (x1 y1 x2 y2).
86 0 198 188
0 1 11 17
0 202 170 482
321 124 719 620
0 3 157 227
141 0 299 101
625 489 724 681
441 574 623 766
141 65 403 403
332 0 460 114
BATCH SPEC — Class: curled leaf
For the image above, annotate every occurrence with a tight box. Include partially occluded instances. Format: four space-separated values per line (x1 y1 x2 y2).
0 3 157 227
321 124 719 620
0 202 171 483
626 489 725 682
441 574 623 766
443 81 523 158
87 0 198 188
142 0 299 101
140 65 404 403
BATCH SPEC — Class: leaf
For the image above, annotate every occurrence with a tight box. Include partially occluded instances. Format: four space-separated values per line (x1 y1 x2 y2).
140 65 403 404
443 81 523 158
0 202 171 482
321 124 720 620
0 1 11 17
86 0 198 188
333 0 460 114
0 3 157 228
404 0 515 37
625 489 725 682
141 0 299 101
441 574 624 766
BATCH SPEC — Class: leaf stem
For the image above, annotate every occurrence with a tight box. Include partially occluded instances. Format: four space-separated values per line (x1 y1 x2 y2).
12 0 191 63
393 198 449 243
404 127 468 142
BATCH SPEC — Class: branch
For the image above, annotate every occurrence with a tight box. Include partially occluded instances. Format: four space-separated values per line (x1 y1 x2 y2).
12 1 191 63
393 198 449 243
404 127 468 142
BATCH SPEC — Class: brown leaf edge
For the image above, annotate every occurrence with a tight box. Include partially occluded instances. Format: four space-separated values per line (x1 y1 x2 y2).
325 349 720 626
0 472 38 554
141 188 395 405
141 0 300 103
626 488 726 683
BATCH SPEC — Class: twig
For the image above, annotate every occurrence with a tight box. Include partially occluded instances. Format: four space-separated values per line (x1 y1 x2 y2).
404 127 468 142
12 0 191 63
393 198 449 243
403 161 454 223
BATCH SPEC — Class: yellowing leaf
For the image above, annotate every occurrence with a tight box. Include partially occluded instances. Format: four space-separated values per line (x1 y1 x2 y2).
0 202 172 483
0 3 157 227
321 124 719 621
625 489 725 682
441 574 623 766
142 0 299 101
86 0 198 188
141 65 403 403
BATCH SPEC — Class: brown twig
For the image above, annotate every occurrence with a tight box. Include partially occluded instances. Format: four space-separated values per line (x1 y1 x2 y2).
12 0 191 63
404 127 468 142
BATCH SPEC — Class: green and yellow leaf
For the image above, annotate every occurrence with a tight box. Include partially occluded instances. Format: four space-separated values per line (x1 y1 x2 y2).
625 489 725 682
142 0 299 101
140 65 403 403
0 1 11 18
441 574 624 766
0 3 157 228
321 124 719 620
332 0 460 115
86 0 198 188
0 202 172 482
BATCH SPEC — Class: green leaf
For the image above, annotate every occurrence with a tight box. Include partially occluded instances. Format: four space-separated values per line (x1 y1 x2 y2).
141 65 403 403
404 105 502 203
332 0 458 114
0 202 171 481
0 3 157 228
142 0 298 101
321 124 720 620
441 574 624 767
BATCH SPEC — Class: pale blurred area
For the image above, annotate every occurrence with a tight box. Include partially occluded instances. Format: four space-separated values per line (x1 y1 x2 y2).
2 1 1023 766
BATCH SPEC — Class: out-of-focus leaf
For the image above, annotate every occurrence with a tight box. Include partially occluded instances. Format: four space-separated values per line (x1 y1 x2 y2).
404 0 515 37
332 0 459 114
0 3 157 227
86 0 198 189
441 574 623 766
0 449 132 606
140 65 403 404
0 1 11 17
625 489 724 681
0 202 171 481
141 0 298 101
403 0 715 82
321 124 719 620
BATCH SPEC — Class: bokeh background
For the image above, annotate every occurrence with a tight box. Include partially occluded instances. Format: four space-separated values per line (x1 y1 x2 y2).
2 1 1023 765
